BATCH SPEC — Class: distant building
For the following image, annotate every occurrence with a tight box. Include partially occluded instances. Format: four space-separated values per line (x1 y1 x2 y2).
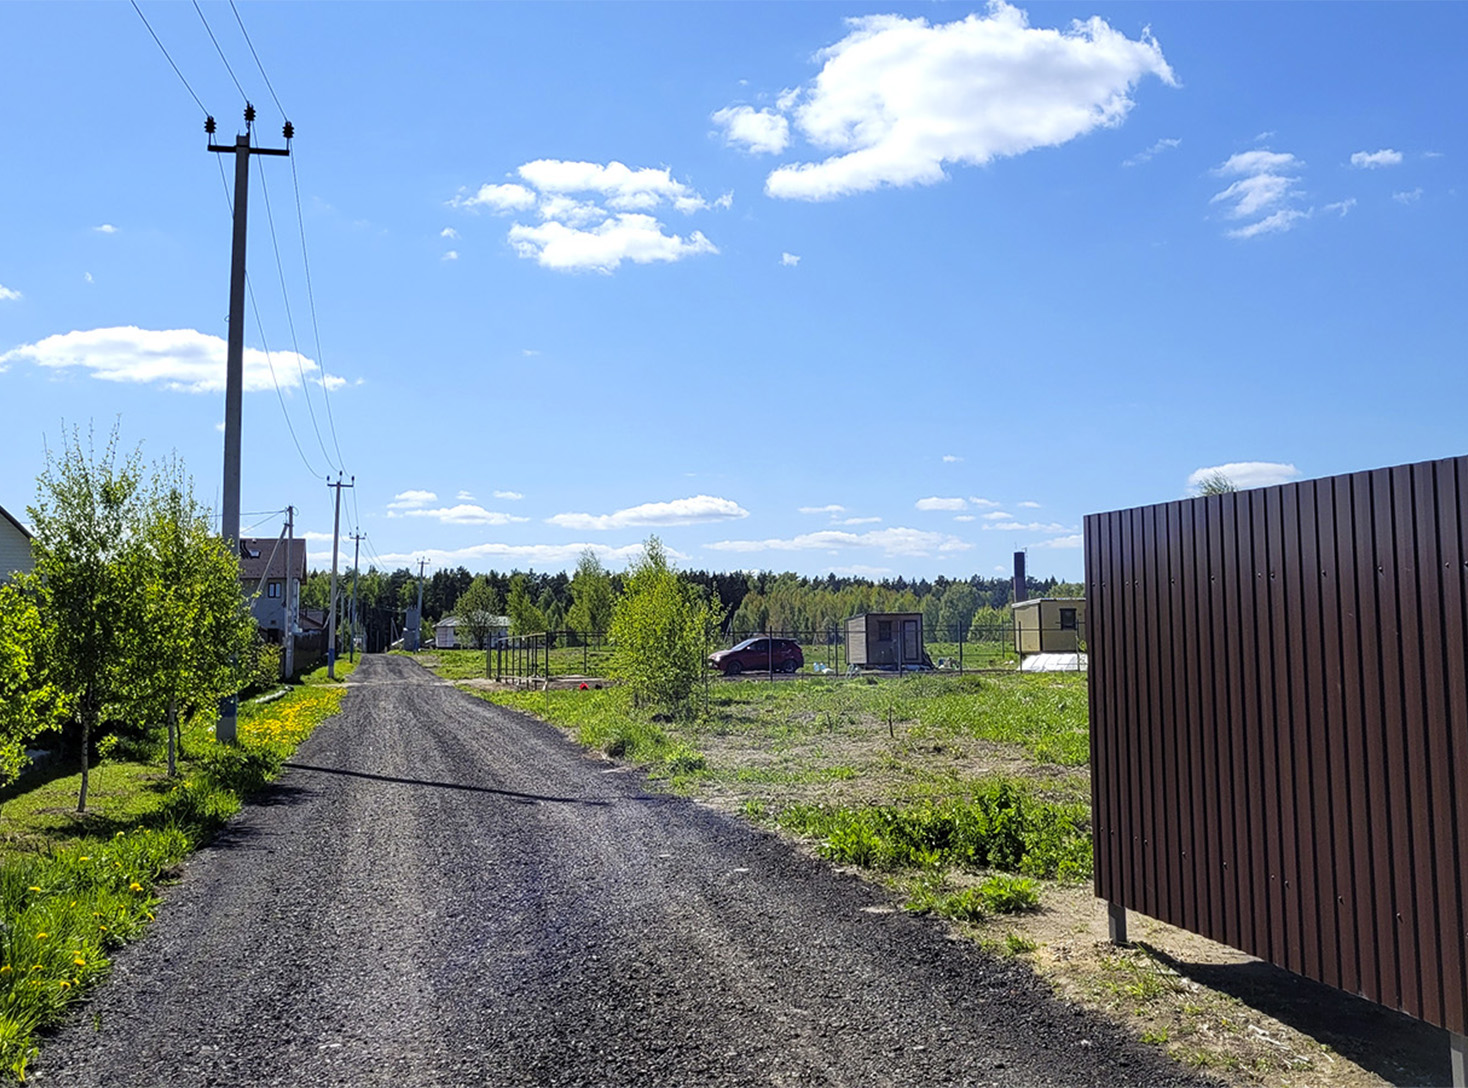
1012 597 1085 655
0 502 33 583
238 537 306 643
846 612 925 669
435 614 510 650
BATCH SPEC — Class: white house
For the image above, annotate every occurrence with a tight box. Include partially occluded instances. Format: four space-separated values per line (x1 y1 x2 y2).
435 613 510 650
0 502 33 583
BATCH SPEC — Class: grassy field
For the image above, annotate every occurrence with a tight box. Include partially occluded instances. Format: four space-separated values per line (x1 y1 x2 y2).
0 661 353 1078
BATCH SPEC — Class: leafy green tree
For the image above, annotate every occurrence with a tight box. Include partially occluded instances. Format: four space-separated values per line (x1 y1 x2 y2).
127 458 255 776
0 582 63 792
455 576 503 650
608 537 723 717
936 582 979 641
1195 471 1237 496
566 549 614 639
27 425 144 811
506 573 546 635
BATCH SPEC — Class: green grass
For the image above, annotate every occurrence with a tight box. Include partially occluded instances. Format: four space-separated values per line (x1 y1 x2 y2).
0 662 351 1079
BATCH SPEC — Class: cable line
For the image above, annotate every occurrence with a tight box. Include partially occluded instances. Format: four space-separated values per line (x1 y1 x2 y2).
191 0 249 102
290 154 348 473
129 0 210 115
244 274 326 480
228 0 287 119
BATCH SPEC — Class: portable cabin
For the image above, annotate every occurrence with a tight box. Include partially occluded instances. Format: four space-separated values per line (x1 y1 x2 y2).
1012 597 1085 654
845 612 924 669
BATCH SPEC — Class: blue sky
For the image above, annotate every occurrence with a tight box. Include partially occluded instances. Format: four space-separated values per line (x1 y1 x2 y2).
1 2 1463 582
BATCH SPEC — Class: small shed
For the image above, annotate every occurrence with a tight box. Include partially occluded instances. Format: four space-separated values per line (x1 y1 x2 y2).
435 614 510 650
846 612 924 669
1012 597 1085 654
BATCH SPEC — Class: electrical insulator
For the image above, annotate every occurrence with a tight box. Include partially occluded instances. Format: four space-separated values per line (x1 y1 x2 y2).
244 103 256 123
205 116 216 135
283 121 294 140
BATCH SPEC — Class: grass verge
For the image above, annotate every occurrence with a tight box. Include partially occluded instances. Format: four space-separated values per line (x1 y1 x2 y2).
0 660 353 1079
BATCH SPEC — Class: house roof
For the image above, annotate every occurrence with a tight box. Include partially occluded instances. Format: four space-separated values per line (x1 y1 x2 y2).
437 614 510 628
238 537 307 581
0 503 32 540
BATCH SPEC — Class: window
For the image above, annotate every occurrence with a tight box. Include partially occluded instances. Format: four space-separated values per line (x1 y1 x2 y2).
1059 608 1077 630
877 621 892 642
267 581 282 599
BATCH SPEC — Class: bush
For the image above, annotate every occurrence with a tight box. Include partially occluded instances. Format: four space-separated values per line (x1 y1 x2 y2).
978 874 1041 913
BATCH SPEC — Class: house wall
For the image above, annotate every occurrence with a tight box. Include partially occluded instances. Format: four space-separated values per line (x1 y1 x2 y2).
0 515 32 582
1013 599 1085 654
846 613 921 667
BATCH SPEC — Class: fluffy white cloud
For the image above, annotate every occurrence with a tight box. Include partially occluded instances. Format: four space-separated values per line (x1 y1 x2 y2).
93 224 117 234
941 454 963 463
713 105 791 155
780 252 801 267
954 515 976 523
548 495 748 531
441 250 459 261
1350 149 1403 169
748 5 1174 201
1017 500 1041 508
968 496 1001 508
915 496 967 512
1212 150 1309 237
982 511 1011 520
0 284 19 301
982 520 1071 532
1323 199 1357 217
1123 136 1181 167
1186 461 1301 492
1394 188 1423 205
453 183 537 212
456 490 475 501
388 490 437 510
494 490 524 501
0 326 342 395
707 526 969 557
1034 533 1083 549
440 227 459 239
518 160 711 214
370 541 675 571
508 216 717 274
838 516 882 525
799 504 846 515
397 504 530 527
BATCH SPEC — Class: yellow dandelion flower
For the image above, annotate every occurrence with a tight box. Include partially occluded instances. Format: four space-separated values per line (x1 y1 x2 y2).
73 957 85 966
26 886 40 892
129 882 143 893
0 965 10 974
35 933 48 940
58 980 69 989
78 856 90 862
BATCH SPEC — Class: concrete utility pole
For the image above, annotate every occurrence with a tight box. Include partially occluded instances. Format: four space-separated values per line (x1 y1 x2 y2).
283 505 296 679
414 558 428 652
209 105 291 744
326 476 354 679
349 531 364 662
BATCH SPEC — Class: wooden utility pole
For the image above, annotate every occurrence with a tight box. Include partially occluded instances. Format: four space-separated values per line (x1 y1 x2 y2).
284 505 296 679
326 476 354 678
348 531 364 662
414 558 428 652
209 105 290 743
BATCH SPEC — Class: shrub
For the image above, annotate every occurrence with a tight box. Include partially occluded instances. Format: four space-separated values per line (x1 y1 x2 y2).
978 874 1041 914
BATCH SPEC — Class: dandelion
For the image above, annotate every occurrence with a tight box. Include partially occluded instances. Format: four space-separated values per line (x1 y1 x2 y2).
26 886 40 893
0 965 10 974
73 957 85 967
58 980 70 989
35 933 48 941
78 856 90 862
129 883 143 893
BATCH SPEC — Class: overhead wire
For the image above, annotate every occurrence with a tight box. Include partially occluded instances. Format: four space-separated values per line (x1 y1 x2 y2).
128 0 210 116
228 0 287 119
289 156 348 474
191 0 249 102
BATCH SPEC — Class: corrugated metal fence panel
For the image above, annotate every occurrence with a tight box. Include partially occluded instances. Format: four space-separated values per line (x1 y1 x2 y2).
1086 454 1468 1036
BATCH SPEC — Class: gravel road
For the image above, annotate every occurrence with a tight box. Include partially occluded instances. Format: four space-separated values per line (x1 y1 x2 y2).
35 655 1212 1087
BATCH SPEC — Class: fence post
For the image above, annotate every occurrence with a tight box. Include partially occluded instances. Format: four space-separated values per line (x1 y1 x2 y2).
1449 1031 1465 1088
1108 902 1128 946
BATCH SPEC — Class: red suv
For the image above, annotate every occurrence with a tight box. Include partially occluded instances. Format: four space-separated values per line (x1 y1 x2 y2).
709 637 804 676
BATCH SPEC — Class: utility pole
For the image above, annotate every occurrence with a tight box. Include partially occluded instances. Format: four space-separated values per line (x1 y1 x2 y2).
326 475 354 679
208 105 291 744
349 531 364 662
283 505 296 680
414 558 428 652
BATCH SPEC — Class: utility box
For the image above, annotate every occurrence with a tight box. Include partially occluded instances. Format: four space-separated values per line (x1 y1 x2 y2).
846 612 924 669
1012 598 1085 654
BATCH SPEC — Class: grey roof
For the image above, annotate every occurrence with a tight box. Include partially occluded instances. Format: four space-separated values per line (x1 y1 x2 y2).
0 503 32 540
238 537 307 581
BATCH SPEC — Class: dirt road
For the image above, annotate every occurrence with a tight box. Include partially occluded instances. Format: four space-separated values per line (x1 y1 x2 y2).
36 655 1210 1086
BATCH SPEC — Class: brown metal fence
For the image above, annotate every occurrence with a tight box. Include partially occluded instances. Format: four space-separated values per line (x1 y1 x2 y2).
1086 455 1468 1038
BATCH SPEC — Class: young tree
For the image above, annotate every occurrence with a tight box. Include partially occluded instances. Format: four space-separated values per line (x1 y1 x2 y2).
936 582 979 642
566 549 614 639
455 576 503 650
506 573 546 635
0 582 63 793
608 537 723 717
127 458 255 776
27 425 144 812
1195 471 1238 496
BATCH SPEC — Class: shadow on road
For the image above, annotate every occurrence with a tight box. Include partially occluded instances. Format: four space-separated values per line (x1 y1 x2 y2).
282 762 673 808
1141 943 1452 1087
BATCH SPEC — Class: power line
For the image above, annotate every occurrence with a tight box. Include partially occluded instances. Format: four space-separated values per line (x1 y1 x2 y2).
192 0 249 102
128 0 210 115
228 0 287 119
290 154 347 473
245 275 326 480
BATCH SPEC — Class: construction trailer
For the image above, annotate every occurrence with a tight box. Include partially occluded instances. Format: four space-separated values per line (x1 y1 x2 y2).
845 612 924 670
1012 597 1085 654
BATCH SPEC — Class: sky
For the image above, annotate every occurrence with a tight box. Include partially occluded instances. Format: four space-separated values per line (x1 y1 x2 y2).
1 1 1463 583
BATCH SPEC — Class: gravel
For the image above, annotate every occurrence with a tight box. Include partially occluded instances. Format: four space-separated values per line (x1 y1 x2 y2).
34 655 1214 1087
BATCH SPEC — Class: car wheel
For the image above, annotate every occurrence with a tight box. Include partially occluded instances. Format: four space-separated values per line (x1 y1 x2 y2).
724 660 743 676
781 659 798 673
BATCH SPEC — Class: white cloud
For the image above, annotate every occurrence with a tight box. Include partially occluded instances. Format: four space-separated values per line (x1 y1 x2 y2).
508 215 717 274
494 490 524 501
452 183 537 212
296 530 336 543
456 490 475 501
1227 207 1310 239
0 284 19 301
0 326 342 394
831 564 893 577
1018 500 1041 508
398 504 530 527
712 105 791 155
84 272 93 284
370 541 672 571
1123 136 1181 167
838 516 882 525
751 5 1174 201
1350 149 1403 169
441 250 459 261
968 496 1001 508
93 224 117 234
799 504 846 515
707 526 969 557
1185 461 1300 492
548 495 748 531
780 252 801 267
1393 188 1423 205
954 515 976 523
388 490 437 511
518 160 711 214
915 496 967 512
982 511 1012 520
982 520 1071 532
1323 198 1357 217
440 227 459 239
941 454 963 463
1034 533 1083 549
1212 150 1310 237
